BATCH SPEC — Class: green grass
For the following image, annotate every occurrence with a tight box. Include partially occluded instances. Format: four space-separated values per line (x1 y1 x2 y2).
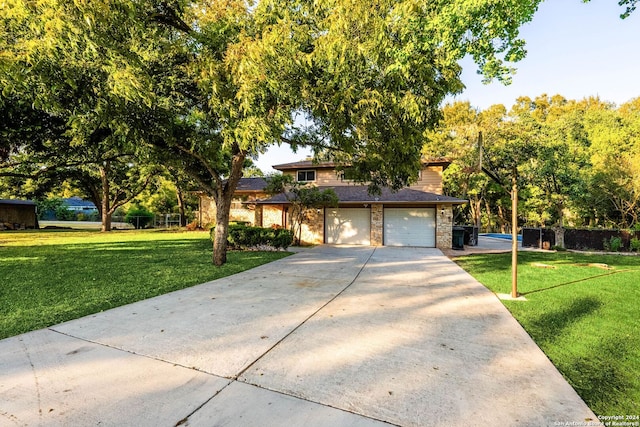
455 251 640 416
0 229 290 340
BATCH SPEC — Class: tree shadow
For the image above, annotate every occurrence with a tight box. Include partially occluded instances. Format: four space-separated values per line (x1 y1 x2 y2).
565 336 634 416
528 296 602 345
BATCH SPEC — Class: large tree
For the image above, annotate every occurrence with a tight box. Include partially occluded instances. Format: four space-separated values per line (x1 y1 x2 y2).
2 0 546 264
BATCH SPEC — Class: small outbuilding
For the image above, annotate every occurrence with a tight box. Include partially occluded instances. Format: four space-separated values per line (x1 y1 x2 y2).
0 199 38 230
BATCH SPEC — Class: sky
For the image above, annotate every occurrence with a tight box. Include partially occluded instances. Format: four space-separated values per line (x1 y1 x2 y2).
254 0 640 173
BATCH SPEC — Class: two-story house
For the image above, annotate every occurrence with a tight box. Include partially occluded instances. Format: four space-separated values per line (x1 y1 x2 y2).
197 159 466 249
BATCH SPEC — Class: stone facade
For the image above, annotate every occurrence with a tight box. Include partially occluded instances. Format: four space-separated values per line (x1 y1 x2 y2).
370 204 383 246
198 193 267 227
261 205 284 228
295 208 324 245
436 204 453 249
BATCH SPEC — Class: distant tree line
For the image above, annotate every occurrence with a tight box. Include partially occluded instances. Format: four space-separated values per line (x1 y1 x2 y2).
425 95 640 232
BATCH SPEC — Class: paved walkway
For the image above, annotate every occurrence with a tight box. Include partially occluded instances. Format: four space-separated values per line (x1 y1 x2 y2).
1 246 596 426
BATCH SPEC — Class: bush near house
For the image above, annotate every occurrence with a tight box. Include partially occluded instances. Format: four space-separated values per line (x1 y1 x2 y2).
211 223 293 250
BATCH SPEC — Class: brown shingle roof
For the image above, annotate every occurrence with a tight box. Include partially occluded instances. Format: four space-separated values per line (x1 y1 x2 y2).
256 186 466 205
235 177 268 192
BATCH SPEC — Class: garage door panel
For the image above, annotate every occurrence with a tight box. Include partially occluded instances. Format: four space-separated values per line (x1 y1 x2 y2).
384 208 435 247
325 208 370 245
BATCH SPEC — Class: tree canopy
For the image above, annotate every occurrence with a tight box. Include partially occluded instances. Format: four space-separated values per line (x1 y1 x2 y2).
2 0 549 263
426 95 640 233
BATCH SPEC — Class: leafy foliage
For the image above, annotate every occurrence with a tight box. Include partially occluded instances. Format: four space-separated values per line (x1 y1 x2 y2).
125 206 155 229
1 0 554 262
210 223 293 250
265 174 339 244
426 95 640 232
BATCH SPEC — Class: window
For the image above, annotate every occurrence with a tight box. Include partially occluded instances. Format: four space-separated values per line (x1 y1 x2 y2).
297 170 316 182
340 167 358 182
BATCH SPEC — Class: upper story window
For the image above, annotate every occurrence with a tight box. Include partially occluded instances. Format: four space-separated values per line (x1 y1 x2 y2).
340 167 358 182
297 170 316 182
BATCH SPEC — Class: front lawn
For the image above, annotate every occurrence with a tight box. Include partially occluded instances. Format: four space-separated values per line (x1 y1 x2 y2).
0 229 290 340
455 251 640 416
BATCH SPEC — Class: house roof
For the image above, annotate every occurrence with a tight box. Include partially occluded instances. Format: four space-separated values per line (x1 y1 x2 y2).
0 199 36 206
272 158 451 171
256 186 466 205
236 177 268 192
63 197 96 208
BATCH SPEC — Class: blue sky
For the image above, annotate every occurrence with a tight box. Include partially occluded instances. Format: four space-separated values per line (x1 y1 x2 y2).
255 0 640 173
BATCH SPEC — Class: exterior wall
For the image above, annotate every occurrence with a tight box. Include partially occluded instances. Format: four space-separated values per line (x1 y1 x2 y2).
229 207 255 224
199 193 267 227
409 166 443 194
370 204 383 245
285 165 444 192
436 204 453 249
294 207 324 245
199 196 217 227
0 204 37 229
283 168 346 186
262 205 285 228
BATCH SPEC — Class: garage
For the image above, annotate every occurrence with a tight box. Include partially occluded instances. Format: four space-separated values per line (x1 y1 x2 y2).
384 207 436 247
325 208 371 245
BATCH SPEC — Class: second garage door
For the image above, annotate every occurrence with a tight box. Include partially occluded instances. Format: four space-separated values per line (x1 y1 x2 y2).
384 208 436 247
325 208 371 245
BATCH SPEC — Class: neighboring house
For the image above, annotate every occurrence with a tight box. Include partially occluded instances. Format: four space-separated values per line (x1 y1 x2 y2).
63 197 98 213
198 160 466 249
0 199 38 230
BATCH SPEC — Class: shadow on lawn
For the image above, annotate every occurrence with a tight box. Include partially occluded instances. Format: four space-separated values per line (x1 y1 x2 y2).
529 296 602 345
566 336 634 416
526 296 634 411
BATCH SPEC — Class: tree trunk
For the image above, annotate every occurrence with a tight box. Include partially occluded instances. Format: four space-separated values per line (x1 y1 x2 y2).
100 163 112 232
176 186 187 226
484 200 492 233
497 205 507 234
213 193 232 266
471 196 482 229
211 146 246 266
554 203 565 249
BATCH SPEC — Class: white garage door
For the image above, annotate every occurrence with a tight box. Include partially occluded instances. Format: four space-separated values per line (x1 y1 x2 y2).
384 208 436 247
325 208 371 245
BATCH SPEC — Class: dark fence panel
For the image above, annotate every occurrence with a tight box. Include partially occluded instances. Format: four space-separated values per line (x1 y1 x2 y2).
462 226 479 246
522 228 556 249
564 229 640 251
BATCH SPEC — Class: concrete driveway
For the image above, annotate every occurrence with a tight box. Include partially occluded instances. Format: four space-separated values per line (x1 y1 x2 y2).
1 246 596 426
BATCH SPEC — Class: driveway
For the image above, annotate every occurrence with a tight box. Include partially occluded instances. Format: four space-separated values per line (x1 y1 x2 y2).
0 246 596 426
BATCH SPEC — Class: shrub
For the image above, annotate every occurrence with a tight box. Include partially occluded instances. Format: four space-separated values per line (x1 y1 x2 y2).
55 205 77 221
125 207 154 229
210 223 293 250
609 236 623 252
630 237 640 252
